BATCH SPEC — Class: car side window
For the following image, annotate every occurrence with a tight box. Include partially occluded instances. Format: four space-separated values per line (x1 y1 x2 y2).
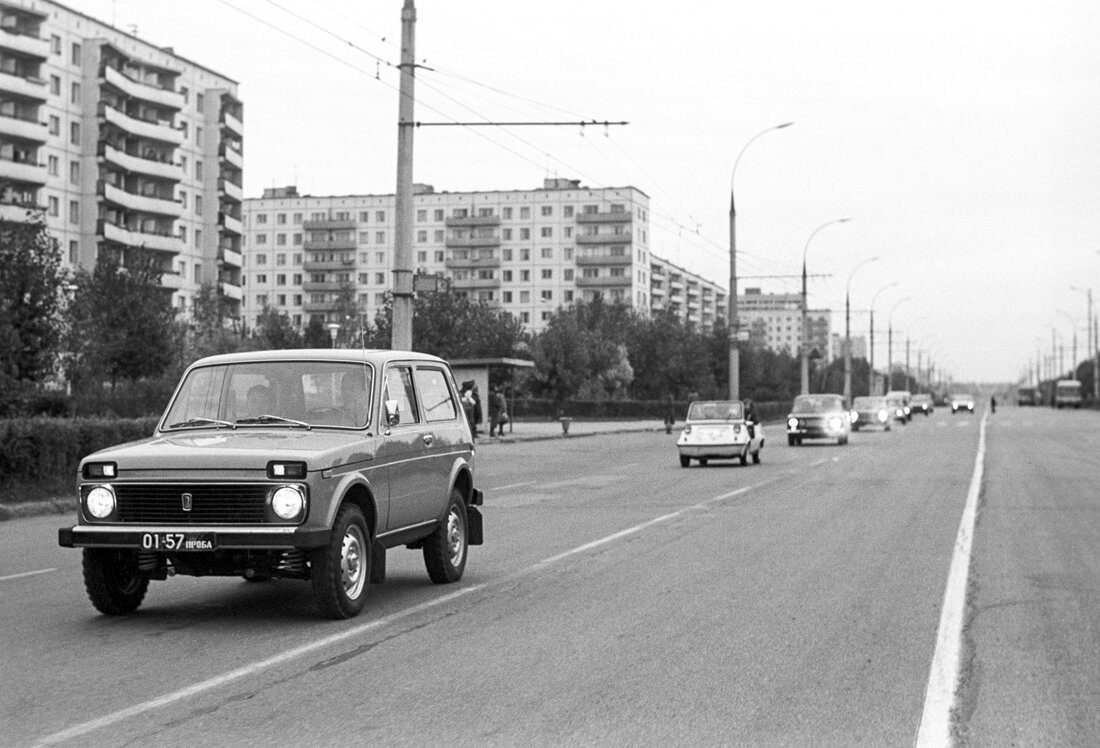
413 367 458 423
383 365 420 425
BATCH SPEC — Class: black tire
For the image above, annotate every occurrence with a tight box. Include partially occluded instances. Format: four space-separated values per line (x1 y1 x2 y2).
752 449 761 464
679 455 690 467
739 450 748 466
311 504 370 619
787 435 795 446
423 489 468 584
698 458 708 467
83 548 149 615
839 435 849 446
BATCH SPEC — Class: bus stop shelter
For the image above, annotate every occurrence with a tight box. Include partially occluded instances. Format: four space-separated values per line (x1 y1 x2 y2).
450 357 535 435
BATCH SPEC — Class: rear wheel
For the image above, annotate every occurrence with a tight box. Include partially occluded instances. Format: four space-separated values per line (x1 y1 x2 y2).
83 548 148 615
311 504 370 619
423 489 468 584
787 435 795 446
679 455 690 467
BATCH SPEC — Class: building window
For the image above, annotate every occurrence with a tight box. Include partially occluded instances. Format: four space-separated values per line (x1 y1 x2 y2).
71 42 81 66
69 122 80 145
195 196 203 216
195 229 202 248
196 92 204 112
48 115 59 135
70 82 80 104
256 254 267 265
502 270 513 282
49 75 60 95
276 274 286 286
276 213 287 225
50 34 61 55
195 126 203 146
563 268 574 281
540 227 552 238
520 270 530 282
541 269 552 280
520 207 530 219
68 200 78 224
375 210 385 222
520 228 530 240
503 291 513 303
417 230 427 243
541 290 553 301
47 156 59 176
520 248 530 261
540 247 553 259
68 240 78 264
48 196 59 216
69 161 79 185
195 161 203 180
503 207 513 219
563 205 574 217
416 209 427 222
375 231 385 244
541 206 552 216
520 291 530 303
375 272 385 284
256 234 268 245
434 209 444 221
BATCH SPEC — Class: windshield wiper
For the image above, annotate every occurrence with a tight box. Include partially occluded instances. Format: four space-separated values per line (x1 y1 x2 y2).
234 415 312 429
167 417 234 429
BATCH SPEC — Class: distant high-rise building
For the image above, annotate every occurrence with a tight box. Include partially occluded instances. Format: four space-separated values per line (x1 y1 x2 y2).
241 179 725 335
0 0 243 315
739 288 832 360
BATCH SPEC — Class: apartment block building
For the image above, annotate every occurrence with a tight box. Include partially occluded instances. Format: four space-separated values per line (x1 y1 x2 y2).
0 0 243 314
649 255 726 329
739 287 833 360
240 179 666 334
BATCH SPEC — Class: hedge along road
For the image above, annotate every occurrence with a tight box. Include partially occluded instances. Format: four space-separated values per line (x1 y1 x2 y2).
6 409 1094 745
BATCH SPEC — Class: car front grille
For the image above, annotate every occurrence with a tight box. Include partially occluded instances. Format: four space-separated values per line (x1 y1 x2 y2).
114 484 270 524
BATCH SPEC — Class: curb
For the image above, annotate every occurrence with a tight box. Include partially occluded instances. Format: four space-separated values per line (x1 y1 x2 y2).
0 498 78 522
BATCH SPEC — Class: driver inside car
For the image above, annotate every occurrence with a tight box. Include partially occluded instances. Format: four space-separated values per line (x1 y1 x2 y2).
340 370 369 427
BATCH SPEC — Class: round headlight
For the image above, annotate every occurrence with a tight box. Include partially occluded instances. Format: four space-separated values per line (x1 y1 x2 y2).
787 417 799 429
878 410 888 422
86 486 116 519
271 486 305 520
828 416 843 431
851 412 859 422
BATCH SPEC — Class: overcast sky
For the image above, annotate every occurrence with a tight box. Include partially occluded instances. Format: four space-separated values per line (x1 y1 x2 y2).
70 0 1100 384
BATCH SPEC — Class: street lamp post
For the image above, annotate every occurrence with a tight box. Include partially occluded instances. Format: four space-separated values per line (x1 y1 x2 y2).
800 218 851 394
886 297 912 394
844 256 879 405
868 281 899 398
903 316 929 389
729 122 793 400
1070 286 1097 400
1056 310 1079 379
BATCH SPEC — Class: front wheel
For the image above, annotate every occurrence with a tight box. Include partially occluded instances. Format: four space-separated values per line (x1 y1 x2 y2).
679 455 690 467
311 504 370 619
752 449 761 464
423 489 469 584
787 435 796 446
83 548 149 615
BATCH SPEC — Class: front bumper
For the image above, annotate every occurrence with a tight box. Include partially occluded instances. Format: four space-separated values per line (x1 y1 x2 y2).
59 525 331 550
678 443 746 459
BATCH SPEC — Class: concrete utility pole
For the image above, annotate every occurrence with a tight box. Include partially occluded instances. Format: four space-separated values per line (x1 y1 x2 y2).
391 0 417 351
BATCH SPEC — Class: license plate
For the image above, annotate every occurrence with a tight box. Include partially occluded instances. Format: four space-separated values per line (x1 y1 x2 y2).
140 532 216 552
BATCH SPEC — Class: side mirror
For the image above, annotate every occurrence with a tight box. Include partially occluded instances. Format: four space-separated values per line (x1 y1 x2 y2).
384 399 401 427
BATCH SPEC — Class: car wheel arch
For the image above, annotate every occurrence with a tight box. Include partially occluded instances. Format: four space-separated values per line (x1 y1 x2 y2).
338 483 378 541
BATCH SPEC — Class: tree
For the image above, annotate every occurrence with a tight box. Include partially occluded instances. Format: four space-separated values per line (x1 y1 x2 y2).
65 251 177 390
366 290 528 358
0 216 64 385
254 305 303 349
185 283 243 365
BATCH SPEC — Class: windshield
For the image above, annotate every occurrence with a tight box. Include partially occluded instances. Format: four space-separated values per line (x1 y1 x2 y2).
853 397 885 409
162 361 374 430
792 395 843 413
687 401 743 421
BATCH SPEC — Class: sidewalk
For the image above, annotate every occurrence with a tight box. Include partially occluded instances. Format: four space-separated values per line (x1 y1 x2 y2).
0 419 670 522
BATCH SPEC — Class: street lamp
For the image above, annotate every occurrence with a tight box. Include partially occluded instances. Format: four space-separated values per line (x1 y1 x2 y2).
1056 309 1079 379
844 256 879 405
868 281 900 398
800 218 852 394
886 297 912 393
729 121 793 400
1069 285 1097 399
904 315 929 388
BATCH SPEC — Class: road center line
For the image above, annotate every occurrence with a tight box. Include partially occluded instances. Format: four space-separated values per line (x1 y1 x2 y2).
915 412 987 746
34 478 775 747
0 568 57 582
490 481 537 491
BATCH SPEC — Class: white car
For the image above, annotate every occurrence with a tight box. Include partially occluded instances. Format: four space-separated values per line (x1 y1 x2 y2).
677 400 764 467
950 393 975 414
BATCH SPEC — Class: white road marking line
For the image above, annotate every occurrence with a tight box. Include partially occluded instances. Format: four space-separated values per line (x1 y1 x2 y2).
34 478 776 747
490 481 537 491
915 412 987 747
0 568 57 582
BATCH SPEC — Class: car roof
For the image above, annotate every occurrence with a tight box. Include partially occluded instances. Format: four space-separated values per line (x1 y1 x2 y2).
186 348 449 368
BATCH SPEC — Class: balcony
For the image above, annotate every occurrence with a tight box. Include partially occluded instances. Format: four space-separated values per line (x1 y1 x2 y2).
0 71 46 101
218 177 242 202
100 103 183 145
576 274 632 288
302 237 356 251
160 271 185 290
575 211 632 224
0 156 45 185
0 112 46 142
444 256 501 270
102 66 184 110
218 282 243 301
220 111 243 137
98 143 180 181
576 232 632 246
444 235 500 248
98 220 184 255
303 301 338 313
218 143 243 169
303 218 356 231
218 247 242 268
302 281 346 293
445 215 501 228
100 181 183 217
303 258 355 272
450 276 500 290
0 201 42 221
218 212 242 235
0 29 48 60
575 253 631 266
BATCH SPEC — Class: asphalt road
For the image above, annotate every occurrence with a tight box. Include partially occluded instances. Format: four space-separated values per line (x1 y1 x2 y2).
1 405 1096 747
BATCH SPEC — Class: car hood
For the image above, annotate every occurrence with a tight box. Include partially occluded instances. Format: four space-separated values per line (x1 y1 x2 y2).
81 429 376 473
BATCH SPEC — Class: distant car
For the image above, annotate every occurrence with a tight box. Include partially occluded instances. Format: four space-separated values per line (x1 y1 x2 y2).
909 393 934 416
950 393 975 414
58 349 484 620
885 390 913 422
850 396 892 432
1016 386 1039 406
786 393 850 446
677 399 764 467
885 394 909 424
1054 379 1083 409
